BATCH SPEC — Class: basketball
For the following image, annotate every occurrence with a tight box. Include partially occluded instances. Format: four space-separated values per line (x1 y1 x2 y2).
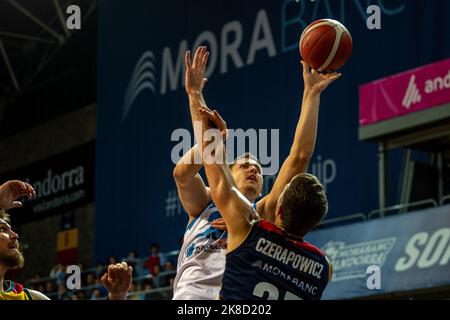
299 19 352 72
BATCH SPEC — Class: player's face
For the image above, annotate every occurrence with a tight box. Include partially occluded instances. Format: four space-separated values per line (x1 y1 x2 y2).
0 219 24 269
230 158 263 201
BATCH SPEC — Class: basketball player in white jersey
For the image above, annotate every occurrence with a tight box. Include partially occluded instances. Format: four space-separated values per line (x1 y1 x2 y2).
172 46 340 299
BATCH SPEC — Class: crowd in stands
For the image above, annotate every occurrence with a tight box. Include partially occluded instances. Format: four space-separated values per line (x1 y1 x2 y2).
24 243 178 300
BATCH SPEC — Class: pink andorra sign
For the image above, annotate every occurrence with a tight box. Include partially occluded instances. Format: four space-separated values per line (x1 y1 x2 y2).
359 58 450 126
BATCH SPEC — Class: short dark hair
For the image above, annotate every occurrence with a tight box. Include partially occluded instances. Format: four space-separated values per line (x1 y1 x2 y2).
229 153 262 171
0 209 10 224
280 173 328 237
151 243 160 249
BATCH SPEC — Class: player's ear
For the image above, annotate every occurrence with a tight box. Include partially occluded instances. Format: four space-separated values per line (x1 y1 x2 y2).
275 203 283 222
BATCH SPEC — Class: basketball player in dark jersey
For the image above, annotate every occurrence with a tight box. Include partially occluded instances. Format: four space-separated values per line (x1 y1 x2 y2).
197 107 333 300
0 180 133 300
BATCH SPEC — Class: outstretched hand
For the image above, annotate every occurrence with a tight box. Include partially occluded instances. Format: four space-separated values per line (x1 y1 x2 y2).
101 262 133 300
198 107 228 140
0 180 36 210
198 107 229 164
301 60 341 94
211 218 228 232
185 46 209 95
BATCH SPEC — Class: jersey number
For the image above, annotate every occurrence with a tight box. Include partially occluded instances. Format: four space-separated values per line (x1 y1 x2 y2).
253 282 302 300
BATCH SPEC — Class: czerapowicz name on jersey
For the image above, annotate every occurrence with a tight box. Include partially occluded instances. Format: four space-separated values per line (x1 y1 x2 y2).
255 237 324 279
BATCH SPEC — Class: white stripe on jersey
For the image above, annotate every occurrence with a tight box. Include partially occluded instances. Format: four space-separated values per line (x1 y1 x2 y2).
172 202 227 300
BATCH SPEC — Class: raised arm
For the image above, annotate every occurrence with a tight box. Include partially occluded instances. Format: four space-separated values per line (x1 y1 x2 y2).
173 144 211 218
101 262 133 300
0 180 35 210
172 47 212 219
185 46 211 144
199 108 254 252
257 62 341 221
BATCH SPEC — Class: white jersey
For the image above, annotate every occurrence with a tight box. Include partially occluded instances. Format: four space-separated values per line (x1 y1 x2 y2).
173 202 227 300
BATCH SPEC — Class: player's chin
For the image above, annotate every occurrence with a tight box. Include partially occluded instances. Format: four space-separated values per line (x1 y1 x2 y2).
245 182 259 195
0 250 24 269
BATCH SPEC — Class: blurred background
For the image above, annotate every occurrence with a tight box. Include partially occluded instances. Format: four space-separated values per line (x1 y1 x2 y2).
0 0 449 300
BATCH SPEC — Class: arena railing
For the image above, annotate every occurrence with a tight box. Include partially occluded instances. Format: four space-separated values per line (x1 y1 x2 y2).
90 286 174 300
368 198 438 220
316 196 447 229
28 266 98 285
44 284 175 300
41 268 177 298
440 194 450 206
27 249 180 284
34 263 177 299
318 213 367 228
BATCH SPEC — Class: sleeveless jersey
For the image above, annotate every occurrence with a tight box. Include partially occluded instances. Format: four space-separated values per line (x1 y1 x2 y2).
0 281 33 300
220 220 329 300
173 202 227 300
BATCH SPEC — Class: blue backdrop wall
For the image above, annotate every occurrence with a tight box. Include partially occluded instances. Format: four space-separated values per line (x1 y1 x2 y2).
96 0 450 261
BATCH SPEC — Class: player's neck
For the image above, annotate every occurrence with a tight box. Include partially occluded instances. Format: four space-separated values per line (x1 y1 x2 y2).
242 190 257 203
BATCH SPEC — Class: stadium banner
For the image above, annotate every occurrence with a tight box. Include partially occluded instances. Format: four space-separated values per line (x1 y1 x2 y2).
0 142 95 224
359 57 450 126
96 0 450 259
57 228 79 265
305 205 450 299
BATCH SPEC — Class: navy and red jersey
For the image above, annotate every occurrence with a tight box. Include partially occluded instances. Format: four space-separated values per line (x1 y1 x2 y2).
220 220 330 300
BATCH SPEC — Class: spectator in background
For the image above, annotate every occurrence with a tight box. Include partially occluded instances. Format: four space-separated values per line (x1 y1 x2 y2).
152 264 162 288
37 283 46 294
141 279 154 300
71 292 80 300
83 272 97 297
94 277 109 297
58 282 67 300
78 291 87 300
127 282 141 300
62 294 71 300
108 256 118 265
90 289 104 300
159 260 176 287
56 265 66 287
164 260 175 272
85 272 96 288
95 263 106 278
124 250 139 271
49 263 66 289
49 263 62 278
143 243 165 275
45 281 56 296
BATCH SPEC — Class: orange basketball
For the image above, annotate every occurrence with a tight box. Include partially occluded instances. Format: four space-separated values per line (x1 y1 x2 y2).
299 19 352 72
